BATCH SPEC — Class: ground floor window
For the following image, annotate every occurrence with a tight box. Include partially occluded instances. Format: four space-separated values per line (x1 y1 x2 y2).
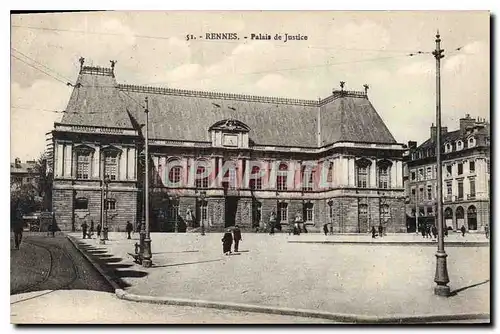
304 203 314 222
467 205 477 230
105 199 116 210
278 202 288 222
74 197 88 210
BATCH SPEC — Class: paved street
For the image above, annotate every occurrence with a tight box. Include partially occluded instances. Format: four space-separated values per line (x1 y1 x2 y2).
10 234 112 295
72 231 490 320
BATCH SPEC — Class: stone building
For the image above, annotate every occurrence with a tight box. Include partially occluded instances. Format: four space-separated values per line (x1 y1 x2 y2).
403 115 490 233
11 158 37 190
50 62 406 232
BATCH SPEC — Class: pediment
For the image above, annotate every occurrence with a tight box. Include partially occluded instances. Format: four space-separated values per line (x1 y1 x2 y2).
209 119 250 133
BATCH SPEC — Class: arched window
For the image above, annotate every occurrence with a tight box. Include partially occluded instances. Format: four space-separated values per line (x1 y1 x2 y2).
195 162 209 188
277 163 288 191
74 197 88 210
249 165 262 190
356 159 371 188
468 137 476 148
456 140 464 151
467 205 477 230
168 160 183 185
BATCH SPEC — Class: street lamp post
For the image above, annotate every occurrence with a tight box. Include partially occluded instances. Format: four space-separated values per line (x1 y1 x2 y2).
142 97 153 268
200 191 206 236
173 195 179 233
432 31 450 296
104 176 110 241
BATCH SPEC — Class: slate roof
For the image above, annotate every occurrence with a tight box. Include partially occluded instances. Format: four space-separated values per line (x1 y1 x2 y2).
59 66 398 147
11 161 36 174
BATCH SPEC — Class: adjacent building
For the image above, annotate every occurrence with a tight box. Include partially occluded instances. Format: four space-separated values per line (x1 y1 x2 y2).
50 62 407 233
403 115 490 232
10 158 37 190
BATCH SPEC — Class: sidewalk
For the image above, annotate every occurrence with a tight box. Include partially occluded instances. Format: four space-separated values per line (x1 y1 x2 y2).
69 232 490 322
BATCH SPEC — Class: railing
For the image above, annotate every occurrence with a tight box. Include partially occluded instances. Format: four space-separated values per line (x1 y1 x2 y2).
444 195 453 202
467 194 476 200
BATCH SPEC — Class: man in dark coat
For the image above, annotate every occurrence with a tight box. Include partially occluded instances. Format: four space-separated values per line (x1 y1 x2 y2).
81 222 88 239
460 225 466 237
89 220 95 239
323 224 329 236
126 221 133 239
221 229 233 255
378 224 383 238
371 226 377 239
96 222 102 237
431 225 438 239
269 211 277 235
485 224 489 239
13 220 23 250
233 225 242 252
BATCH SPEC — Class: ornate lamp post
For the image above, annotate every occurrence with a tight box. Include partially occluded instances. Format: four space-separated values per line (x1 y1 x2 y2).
100 175 110 244
172 195 179 233
432 31 450 296
142 97 153 268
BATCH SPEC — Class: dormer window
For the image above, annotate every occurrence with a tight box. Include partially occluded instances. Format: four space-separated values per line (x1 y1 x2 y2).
456 140 464 151
445 143 452 153
467 137 476 148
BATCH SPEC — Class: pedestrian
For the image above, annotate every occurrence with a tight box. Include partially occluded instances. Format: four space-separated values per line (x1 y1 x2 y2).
460 225 466 237
233 225 242 252
371 226 376 239
294 212 303 234
378 224 383 238
421 225 426 238
323 223 329 236
89 220 95 239
432 225 438 239
485 224 489 239
13 220 23 250
426 225 432 239
444 227 448 237
269 211 277 235
81 221 88 239
293 222 300 235
221 229 233 255
96 222 102 237
126 221 133 239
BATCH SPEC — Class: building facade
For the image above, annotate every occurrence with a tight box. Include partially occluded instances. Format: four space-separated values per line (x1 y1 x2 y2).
403 115 490 232
11 158 37 190
50 63 407 233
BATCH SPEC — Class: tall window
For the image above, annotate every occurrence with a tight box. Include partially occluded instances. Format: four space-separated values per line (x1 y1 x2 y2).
418 169 424 181
411 188 416 201
200 201 208 223
168 201 179 222
427 185 433 200
446 165 452 177
195 165 209 188
169 165 182 185
77 152 91 179
278 202 288 222
223 166 237 190
378 166 390 189
419 187 424 200
359 204 368 216
426 167 432 180
468 137 475 148
458 180 464 200
249 166 262 190
277 163 288 191
380 204 390 222
469 161 475 173
302 167 314 191
411 171 416 181
104 153 118 180
304 203 314 222
458 163 463 175
446 182 452 197
469 178 476 198
357 165 368 188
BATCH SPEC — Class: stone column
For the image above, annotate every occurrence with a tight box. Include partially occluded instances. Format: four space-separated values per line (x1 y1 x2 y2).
370 159 377 188
237 159 243 189
211 157 217 188
390 161 397 189
188 157 195 187
268 160 277 189
287 160 296 190
217 157 223 188
93 146 100 179
160 156 168 186
397 160 403 188
244 159 250 189
119 148 127 181
182 157 188 188
55 142 63 178
295 161 302 191
348 157 355 187
127 147 135 180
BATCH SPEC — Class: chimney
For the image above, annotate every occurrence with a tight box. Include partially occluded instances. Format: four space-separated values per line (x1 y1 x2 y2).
430 123 448 141
460 114 475 133
15 158 21 168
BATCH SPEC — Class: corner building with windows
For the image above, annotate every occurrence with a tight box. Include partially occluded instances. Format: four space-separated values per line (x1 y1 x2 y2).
50 63 406 233
403 115 490 233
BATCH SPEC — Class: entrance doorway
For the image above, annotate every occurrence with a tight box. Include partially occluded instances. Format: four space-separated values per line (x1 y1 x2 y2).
225 197 238 228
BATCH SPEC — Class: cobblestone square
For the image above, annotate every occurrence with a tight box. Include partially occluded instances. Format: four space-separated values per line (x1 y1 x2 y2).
72 232 490 318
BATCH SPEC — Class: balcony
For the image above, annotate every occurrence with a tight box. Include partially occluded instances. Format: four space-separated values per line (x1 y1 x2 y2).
444 195 453 202
467 194 476 200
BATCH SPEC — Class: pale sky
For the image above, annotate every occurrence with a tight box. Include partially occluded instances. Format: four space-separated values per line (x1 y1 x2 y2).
10 11 489 161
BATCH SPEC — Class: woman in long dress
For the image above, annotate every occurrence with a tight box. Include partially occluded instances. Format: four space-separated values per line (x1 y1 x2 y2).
221 229 233 255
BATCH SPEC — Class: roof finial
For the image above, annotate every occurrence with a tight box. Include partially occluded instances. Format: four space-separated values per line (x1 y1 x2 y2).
340 81 345 91
79 57 85 71
363 84 369 94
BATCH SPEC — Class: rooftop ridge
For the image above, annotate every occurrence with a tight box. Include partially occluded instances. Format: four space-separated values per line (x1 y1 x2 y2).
117 84 320 106
81 66 114 77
